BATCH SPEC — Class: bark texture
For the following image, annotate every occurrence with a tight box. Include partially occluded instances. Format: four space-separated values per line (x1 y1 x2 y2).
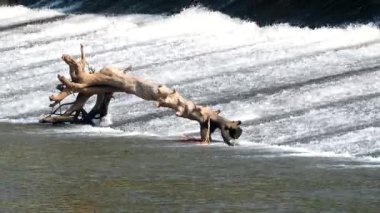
40 45 242 145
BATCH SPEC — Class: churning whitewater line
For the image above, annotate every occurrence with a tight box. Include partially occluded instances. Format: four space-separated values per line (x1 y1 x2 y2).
242 97 380 144
0 5 64 29
0 30 99 53
208 62 380 105
1 5 380 159
110 90 380 130
279 120 380 146
129 39 324 71
0 14 68 32
179 39 380 86
85 57 380 130
244 92 380 126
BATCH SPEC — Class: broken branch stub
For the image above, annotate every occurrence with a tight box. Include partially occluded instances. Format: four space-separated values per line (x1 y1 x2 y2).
41 45 242 145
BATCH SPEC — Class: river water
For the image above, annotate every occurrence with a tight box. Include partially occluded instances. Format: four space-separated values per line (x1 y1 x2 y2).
1 123 379 212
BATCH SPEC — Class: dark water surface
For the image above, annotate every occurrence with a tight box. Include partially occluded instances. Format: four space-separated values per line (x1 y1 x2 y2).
20 0 380 27
1 123 379 212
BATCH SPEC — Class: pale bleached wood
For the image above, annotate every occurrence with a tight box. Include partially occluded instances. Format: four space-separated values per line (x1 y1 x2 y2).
43 45 242 145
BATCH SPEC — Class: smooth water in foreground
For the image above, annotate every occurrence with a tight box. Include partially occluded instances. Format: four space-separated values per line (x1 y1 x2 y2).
1 123 379 212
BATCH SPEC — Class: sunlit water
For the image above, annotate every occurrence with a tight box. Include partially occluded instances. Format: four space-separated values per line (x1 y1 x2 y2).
0 5 380 211
1 123 379 212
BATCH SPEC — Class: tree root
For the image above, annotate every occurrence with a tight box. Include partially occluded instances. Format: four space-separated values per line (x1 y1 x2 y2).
40 45 242 145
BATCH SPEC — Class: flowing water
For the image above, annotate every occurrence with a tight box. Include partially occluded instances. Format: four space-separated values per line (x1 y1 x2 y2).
1 2 380 212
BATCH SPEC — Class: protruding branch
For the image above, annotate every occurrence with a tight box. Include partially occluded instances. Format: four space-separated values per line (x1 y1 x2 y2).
49 87 71 102
42 44 243 145
40 115 76 124
80 43 86 62
58 74 88 90
64 93 91 115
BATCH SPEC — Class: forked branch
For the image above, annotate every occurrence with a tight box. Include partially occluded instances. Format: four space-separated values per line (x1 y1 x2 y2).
40 45 242 145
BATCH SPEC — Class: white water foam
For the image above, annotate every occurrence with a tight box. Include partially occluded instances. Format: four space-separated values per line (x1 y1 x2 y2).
0 5 62 27
1 6 380 162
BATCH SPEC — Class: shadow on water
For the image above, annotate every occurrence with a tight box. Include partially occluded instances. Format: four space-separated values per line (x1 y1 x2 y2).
0 15 68 32
6 54 380 124
3 32 199 76
278 119 380 146
0 30 97 52
209 61 380 105
244 92 380 126
110 64 380 128
5 37 380 101
180 38 380 86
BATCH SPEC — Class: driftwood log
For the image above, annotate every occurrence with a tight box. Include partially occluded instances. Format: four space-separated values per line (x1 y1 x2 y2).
40 45 242 145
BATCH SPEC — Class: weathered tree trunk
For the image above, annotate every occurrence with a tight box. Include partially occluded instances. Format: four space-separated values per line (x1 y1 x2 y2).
40 45 242 145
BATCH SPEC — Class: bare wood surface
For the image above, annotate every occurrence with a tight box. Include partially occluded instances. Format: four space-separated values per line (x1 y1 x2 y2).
42 45 242 145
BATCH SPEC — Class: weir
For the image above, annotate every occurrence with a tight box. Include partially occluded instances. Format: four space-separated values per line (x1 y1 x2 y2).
0 4 379 154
